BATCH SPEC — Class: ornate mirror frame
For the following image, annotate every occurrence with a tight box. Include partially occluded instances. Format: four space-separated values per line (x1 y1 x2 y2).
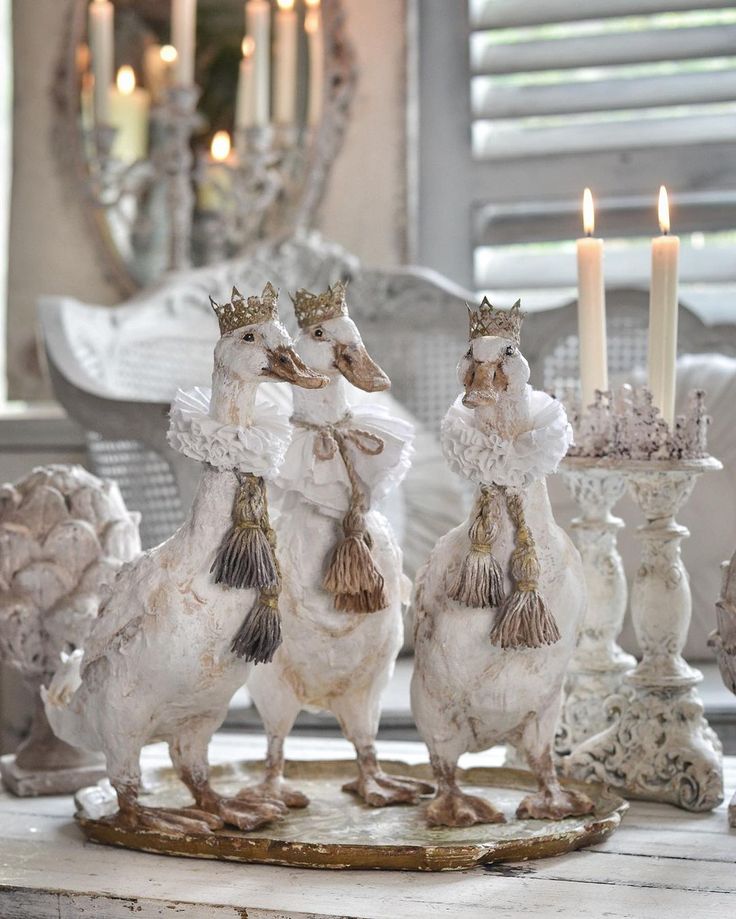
52 0 357 296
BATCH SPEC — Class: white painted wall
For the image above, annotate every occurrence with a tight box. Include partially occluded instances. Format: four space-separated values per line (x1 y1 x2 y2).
6 0 408 400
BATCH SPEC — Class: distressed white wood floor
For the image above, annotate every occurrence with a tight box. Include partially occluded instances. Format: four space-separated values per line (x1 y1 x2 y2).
0 734 734 919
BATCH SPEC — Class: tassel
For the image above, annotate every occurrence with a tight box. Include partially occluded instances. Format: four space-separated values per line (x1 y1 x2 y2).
211 474 279 590
231 590 283 664
448 485 505 608
211 523 278 590
490 490 561 649
323 507 387 613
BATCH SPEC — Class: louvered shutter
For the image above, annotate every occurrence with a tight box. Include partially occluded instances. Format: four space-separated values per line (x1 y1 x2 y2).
415 1 736 295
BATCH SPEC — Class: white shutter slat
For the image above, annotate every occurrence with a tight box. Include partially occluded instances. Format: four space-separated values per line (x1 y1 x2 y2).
471 24 736 75
466 142 736 206
472 68 736 119
474 110 736 159
475 245 736 289
473 193 736 246
470 0 736 31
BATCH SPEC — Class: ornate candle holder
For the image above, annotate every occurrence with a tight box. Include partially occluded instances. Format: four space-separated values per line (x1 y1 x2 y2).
555 460 635 755
562 386 724 811
160 85 201 271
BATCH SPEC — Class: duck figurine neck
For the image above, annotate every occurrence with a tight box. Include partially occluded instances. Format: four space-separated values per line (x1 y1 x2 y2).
291 371 351 426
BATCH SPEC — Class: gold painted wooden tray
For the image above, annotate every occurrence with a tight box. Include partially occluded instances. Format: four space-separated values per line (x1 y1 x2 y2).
74 759 628 871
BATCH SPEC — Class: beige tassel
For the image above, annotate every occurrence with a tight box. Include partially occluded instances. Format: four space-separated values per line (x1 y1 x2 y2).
490 490 560 649
449 485 505 608
323 505 388 612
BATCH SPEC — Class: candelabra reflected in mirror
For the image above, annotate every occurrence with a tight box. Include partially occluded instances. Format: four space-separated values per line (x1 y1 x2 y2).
57 0 356 293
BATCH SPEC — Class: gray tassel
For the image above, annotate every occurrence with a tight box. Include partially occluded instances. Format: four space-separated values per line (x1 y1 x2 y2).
212 523 278 590
231 591 282 664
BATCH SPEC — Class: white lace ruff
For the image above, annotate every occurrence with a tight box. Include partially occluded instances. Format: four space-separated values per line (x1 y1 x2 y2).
441 388 573 489
167 387 293 480
272 403 415 516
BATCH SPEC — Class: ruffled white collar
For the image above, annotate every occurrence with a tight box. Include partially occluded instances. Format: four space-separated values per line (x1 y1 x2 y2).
441 387 572 489
272 401 414 516
167 386 292 480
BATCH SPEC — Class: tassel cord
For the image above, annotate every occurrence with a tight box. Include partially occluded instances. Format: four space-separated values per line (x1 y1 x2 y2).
292 415 388 613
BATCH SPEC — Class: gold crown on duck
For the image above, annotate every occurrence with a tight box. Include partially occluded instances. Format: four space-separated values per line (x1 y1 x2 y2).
468 297 524 343
291 281 349 329
210 282 279 335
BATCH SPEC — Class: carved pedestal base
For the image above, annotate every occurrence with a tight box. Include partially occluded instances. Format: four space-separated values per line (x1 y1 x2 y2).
566 459 724 811
0 699 106 797
556 464 635 756
566 682 723 811
0 754 106 797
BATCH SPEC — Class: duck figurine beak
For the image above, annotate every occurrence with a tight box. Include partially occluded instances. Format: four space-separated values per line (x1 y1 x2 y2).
334 342 390 393
462 360 506 408
265 346 329 389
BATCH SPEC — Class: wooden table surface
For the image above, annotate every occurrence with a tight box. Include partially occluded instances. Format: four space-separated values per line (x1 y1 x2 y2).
0 733 734 919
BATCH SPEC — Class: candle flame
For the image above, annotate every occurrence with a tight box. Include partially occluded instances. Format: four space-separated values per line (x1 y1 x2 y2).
658 185 670 235
305 9 320 33
276 0 295 9
116 65 136 95
582 187 595 236
211 130 232 162
242 36 255 59
160 44 178 64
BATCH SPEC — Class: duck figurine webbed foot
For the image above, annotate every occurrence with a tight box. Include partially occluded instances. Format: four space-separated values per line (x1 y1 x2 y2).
412 299 595 827
44 284 327 835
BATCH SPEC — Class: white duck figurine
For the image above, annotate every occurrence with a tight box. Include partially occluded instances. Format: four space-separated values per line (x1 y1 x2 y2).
411 298 594 826
44 284 327 835
247 283 433 807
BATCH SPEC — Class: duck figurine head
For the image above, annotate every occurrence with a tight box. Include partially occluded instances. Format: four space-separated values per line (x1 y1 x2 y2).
290 282 390 393
459 298 529 409
211 283 328 391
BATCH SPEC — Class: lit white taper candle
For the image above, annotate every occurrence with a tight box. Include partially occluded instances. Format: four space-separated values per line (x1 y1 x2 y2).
274 0 298 125
172 0 197 86
305 0 324 126
89 0 114 123
648 186 680 426
576 188 608 409
245 0 271 127
235 37 256 130
108 65 150 164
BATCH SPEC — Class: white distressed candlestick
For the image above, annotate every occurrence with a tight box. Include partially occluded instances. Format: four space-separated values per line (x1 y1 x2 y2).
576 188 608 410
172 0 197 86
89 0 114 124
648 186 680 427
566 457 724 812
246 0 271 127
555 461 635 756
305 0 324 126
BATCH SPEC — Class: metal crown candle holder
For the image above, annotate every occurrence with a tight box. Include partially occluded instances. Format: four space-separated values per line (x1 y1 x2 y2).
561 385 724 812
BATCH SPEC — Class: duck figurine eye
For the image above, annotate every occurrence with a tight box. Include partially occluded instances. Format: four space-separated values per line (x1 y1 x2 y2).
243 331 255 343
313 328 325 339
505 345 515 357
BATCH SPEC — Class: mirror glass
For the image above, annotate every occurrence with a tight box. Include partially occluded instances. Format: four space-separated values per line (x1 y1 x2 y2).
72 0 332 289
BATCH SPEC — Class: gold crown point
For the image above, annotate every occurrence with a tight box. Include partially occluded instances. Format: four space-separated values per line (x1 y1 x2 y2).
210 283 280 335
468 297 524 343
292 281 350 329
